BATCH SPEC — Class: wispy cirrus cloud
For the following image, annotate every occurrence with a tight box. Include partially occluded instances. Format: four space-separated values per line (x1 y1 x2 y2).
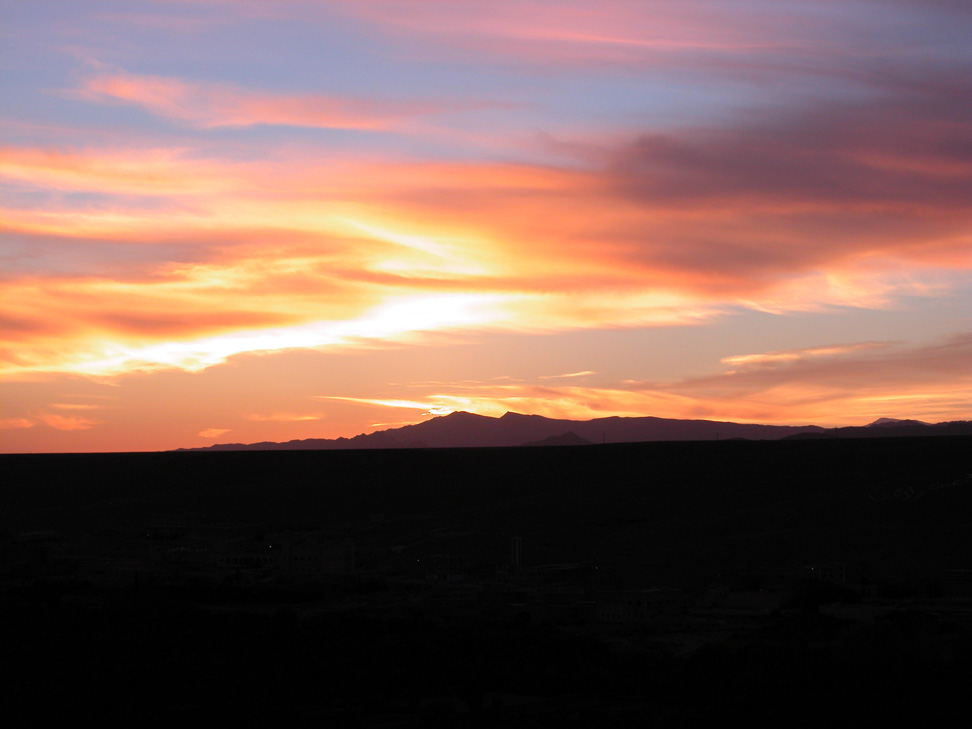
0 418 35 430
245 412 326 422
538 370 596 380
334 0 972 85
333 334 972 427
35 412 102 431
198 427 231 438
0 146 239 196
336 1 825 60
681 334 972 396
721 343 889 368
319 396 459 417
74 70 487 130
638 334 972 424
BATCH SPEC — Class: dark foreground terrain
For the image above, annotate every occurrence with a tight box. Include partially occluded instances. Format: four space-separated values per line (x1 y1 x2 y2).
3 437 972 724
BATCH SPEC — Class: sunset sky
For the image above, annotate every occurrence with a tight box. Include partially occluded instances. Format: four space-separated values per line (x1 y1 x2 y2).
2 0 970 453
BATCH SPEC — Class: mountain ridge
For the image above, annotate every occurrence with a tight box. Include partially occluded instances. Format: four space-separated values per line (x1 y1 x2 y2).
175 411 794 451
177 411 972 452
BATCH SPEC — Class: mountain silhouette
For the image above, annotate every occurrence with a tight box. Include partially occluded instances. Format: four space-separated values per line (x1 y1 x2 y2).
179 411 832 451
867 417 931 427
786 419 972 440
180 412 972 452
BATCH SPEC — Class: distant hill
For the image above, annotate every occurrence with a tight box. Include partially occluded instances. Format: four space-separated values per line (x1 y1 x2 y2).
868 417 931 427
786 419 972 440
178 411 832 451
179 411 972 452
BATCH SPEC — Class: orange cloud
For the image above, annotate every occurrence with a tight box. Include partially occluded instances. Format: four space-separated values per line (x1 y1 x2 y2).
327 334 972 427
0 418 35 430
199 428 231 438
321 397 459 417
721 343 888 368
539 370 597 380
645 334 972 424
3 66 970 381
245 412 326 422
36 412 102 431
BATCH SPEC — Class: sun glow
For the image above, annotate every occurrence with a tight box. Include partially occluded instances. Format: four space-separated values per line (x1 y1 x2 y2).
3 292 508 378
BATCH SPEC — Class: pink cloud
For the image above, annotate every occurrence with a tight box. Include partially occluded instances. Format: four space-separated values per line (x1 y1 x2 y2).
337 1 813 62
77 71 485 130
0 146 240 196
329 0 963 83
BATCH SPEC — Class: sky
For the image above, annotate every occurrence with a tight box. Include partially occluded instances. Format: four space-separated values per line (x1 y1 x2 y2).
1 0 971 453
